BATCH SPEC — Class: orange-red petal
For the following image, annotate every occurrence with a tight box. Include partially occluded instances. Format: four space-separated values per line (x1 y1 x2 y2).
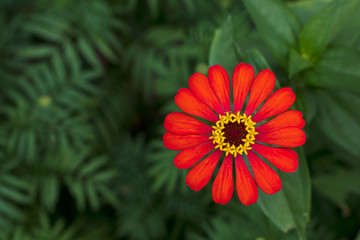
255 127 306 148
247 151 282 195
252 87 296 123
232 63 255 114
174 142 215 169
164 112 212 135
163 132 211 151
175 88 218 122
185 150 223 191
256 110 305 133
188 73 224 115
235 155 258 205
212 155 234 205
252 143 299 173
244 69 276 116
208 65 231 112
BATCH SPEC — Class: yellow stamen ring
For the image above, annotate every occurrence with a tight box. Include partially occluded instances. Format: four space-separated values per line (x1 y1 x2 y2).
209 112 258 157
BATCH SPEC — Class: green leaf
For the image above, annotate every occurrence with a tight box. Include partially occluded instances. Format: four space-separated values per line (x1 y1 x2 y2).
333 91 360 121
243 49 281 88
66 179 85 211
287 0 334 24
356 230 360 240
64 41 81 77
25 21 64 41
86 183 100 211
41 176 60 211
242 0 301 66
89 32 118 62
303 47 360 93
51 53 66 83
31 14 69 33
243 48 270 71
288 48 312 78
332 11 360 50
147 0 160 18
257 148 311 240
78 37 101 69
209 15 238 74
17 45 56 60
79 156 107 177
299 0 360 60
315 90 360 157
0 174 32 229
147 140 186 194
313 167 360 208
294 89 317 124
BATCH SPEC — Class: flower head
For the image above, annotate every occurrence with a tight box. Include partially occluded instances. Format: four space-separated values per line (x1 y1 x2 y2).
163 63 306 205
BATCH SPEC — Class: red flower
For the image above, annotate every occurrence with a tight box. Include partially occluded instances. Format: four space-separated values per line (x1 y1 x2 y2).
163 63 306 205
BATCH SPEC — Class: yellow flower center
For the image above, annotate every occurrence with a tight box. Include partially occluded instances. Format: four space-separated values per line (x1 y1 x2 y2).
209 112 258 157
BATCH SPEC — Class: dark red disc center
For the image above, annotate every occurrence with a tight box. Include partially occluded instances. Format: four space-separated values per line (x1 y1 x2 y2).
222 121 247 147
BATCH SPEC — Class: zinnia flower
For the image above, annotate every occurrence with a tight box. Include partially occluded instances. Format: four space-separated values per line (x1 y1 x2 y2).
163 63 306 205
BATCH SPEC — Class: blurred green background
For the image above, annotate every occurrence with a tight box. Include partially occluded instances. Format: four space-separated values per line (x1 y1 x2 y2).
0 0 360 239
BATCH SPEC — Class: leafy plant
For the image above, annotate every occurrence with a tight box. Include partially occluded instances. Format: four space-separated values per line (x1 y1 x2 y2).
0 0 359 239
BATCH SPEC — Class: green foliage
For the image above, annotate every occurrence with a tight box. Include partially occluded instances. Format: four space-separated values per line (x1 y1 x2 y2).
148 139 187 194
314 91 360 157
230 41 311 238
7 211 114 240
207 0 359 238
256 148 310 239
124 26 196 99
0 173 33 237
0 0 359 239
304 47 360 93
298 0 360 61
188 203 298 240
313 167 360 209
209 16 239 74
243 0 301 68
